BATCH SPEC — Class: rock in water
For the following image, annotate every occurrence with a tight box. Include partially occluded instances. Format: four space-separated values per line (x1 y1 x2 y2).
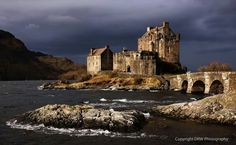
153 92 236 126
41 80 71 89
20 104 146 132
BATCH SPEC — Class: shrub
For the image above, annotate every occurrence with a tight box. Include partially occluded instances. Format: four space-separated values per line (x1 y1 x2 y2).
81 74 92 82
198 61 232 72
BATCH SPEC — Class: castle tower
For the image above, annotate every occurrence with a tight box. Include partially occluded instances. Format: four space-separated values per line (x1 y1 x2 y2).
138 21 180 63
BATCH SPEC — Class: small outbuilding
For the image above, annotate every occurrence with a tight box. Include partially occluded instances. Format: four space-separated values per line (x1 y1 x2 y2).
87 45 113 74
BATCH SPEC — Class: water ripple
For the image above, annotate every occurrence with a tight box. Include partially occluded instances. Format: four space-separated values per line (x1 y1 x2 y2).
6 119 159 138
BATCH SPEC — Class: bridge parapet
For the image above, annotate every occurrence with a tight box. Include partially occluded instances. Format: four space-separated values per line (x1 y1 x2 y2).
166 71 236 94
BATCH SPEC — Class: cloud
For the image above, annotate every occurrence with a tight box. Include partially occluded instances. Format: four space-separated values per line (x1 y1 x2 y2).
47 15 80 23
197 47 236 54
25 24 40 30
0 0 235 70
0 16 8 26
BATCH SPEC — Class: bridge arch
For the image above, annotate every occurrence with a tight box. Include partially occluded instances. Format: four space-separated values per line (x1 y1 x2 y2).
181 80 188 93
167 72 236 94
209 80 224 95
191 80 205 94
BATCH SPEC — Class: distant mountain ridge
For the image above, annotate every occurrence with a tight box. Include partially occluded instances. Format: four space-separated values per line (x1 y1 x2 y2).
0 29 86 80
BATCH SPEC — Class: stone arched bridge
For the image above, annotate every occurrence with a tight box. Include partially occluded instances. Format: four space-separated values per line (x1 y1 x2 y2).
166 72 236 94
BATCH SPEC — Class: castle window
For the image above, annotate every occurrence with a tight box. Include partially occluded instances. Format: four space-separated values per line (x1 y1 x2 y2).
127 66 131 72
168 47 171 54
150 42 154 51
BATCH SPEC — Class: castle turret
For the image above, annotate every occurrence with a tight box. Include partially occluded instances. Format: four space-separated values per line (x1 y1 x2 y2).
163 21 169 28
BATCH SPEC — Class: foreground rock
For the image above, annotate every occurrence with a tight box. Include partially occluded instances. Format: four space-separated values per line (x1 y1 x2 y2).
18 104 146 132
153 92 236 126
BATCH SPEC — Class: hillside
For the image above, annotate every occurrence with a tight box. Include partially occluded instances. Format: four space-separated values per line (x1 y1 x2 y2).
0 29 86 80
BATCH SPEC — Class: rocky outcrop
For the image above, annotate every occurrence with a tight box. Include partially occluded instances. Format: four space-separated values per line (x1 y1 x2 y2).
40 80 73 90
19 104 146 132
153 92 236 125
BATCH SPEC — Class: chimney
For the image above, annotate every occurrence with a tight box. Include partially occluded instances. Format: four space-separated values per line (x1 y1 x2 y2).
122 47 128 52
105 45 110 49
176 33 180 40
90 48 94 54
163 21 169 27
147 27 154 32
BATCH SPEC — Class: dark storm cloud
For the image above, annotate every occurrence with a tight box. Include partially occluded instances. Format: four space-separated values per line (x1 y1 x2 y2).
197 47 236 54
0 0 235 70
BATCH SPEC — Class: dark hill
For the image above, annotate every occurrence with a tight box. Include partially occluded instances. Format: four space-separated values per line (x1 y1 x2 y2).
0 30 86 80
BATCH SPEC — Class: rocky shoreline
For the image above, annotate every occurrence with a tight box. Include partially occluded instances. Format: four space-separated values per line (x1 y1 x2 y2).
15 104 146 132
19 77 236 133
8 92 236 135
40 81 167 91
152 92 236 126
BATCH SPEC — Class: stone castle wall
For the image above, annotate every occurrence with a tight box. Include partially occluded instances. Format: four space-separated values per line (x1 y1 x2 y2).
87 55 101 74
113 51 157 75
101 49 113 70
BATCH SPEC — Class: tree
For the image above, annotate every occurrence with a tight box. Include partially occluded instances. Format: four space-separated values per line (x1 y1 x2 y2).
198 61 232 72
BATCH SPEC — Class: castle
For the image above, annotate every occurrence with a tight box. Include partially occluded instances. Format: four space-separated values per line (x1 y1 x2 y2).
87 22 186 75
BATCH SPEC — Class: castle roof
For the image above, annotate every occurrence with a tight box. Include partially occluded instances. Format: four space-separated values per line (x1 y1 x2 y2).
140 21 176 38
89 47 107 56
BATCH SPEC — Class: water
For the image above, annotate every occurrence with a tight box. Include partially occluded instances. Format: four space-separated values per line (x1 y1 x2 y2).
0 81 235 145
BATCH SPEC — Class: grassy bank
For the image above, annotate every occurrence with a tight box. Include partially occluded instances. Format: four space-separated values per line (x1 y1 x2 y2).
43 72 166 90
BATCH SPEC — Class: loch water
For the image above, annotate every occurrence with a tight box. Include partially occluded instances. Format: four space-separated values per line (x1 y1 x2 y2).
0 81 235 145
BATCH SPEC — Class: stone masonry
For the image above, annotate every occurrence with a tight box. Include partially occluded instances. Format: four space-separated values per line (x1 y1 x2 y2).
87 45 113 74
167 72 236 94
138 21 180 63
113 49 157 75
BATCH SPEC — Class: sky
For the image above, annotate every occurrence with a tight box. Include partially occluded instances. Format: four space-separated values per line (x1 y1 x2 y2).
0 0 235 71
